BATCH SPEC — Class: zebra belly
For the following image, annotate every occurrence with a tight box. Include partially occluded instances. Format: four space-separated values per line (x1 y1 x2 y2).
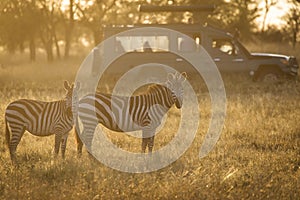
27 115 72 136
27 122 72 136
79 113 142 133
101 105 145 132
101 120 142 132
27 130 54 136
26 120 55 136
24 115 50 136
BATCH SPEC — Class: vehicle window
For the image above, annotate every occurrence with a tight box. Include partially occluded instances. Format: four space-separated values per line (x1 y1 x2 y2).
212 39 238 56
177 34 200 52
115 36 169 52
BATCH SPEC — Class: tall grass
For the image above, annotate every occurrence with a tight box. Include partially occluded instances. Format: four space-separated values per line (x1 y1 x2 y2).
0 48 299 199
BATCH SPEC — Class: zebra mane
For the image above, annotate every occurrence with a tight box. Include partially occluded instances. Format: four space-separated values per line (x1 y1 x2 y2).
146 84 171 94
147 84 167 94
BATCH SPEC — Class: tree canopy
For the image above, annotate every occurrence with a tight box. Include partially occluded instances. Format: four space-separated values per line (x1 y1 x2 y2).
0 0 299 62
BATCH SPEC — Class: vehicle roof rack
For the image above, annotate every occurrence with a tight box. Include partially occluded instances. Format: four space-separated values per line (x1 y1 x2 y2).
138 5 215 12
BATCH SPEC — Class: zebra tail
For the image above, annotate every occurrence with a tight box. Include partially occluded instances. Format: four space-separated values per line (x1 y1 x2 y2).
5 117 10 149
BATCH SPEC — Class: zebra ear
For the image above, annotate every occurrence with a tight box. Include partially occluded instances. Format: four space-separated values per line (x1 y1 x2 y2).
179 72 187 82
64 80 71 91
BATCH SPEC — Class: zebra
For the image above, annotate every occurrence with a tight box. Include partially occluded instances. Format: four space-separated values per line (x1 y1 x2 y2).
75 72 187 155
4 81 80 163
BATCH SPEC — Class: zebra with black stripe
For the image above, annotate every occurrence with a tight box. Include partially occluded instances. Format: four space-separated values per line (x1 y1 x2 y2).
75 72 187 154
5 81 80 163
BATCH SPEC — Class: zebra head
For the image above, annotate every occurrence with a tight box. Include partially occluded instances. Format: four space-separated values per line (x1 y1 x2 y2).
63 81 80 116
166 72 187 109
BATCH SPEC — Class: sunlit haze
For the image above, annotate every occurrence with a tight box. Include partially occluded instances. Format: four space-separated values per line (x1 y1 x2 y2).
256 0 291 28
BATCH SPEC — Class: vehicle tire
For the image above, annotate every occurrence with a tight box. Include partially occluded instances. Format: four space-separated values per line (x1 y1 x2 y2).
255 67 282 82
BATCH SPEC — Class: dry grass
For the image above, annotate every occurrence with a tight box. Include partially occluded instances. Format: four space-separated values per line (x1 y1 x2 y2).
0 50 300 200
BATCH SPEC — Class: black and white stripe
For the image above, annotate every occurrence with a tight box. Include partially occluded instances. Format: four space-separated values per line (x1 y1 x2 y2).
5 81 80 163
75 72 187 154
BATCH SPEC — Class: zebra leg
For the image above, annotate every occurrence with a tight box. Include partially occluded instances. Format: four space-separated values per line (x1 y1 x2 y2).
54 133 62 158
83 127 96 153
76 125 97 156
60 133 68 159
75 127 83 157
75 117 97 156
148 136 155 153
142 138 148 153
8 126 25 164
142 130 148 153
142 130 155 153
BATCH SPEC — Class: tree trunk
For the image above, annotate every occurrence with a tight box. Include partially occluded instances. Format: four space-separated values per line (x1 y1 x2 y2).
293 31 297 49
29 37 36 62
261 9 268 33
46 40 54 62
19 43 25 53
53 32 61 59
64 26 72 58
93 28 103 46
64 0 74 59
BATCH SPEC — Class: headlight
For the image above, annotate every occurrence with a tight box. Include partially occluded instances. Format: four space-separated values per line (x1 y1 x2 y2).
280 58 289 65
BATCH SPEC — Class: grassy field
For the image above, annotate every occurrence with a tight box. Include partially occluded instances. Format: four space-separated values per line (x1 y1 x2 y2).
0 50 300 200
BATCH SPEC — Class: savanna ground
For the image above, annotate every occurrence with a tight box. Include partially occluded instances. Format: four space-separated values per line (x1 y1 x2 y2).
0 42 300 199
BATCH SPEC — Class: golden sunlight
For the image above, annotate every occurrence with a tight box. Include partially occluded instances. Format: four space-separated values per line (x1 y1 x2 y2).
256 0 291 29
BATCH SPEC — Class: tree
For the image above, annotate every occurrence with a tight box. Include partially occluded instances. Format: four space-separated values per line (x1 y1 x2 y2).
63 0 74 59
76 0 117 46
261 0 277 33
0 0 27 53
38 0 65 62
24 0 41 61
283 0 300 48
186 0 220 24
211 0 260 40
0 0 42 61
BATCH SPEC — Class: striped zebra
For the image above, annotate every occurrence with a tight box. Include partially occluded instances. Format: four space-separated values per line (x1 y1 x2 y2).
75 72 187 154
5 81 80 163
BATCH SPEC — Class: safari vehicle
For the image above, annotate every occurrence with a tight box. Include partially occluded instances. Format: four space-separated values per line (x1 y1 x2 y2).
97 23 298 81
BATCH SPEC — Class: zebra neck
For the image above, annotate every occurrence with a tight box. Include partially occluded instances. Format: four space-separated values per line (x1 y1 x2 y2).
60 100 73 120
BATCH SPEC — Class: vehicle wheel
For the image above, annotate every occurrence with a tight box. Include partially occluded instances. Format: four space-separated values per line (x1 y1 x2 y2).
256 68 282 82
262 73 279 82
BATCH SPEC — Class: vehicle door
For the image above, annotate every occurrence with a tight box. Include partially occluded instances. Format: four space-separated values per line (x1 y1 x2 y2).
206 37 247 72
